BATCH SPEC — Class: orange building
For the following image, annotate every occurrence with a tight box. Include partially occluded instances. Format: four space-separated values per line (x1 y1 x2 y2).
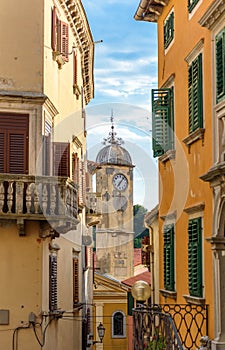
134 0 221 348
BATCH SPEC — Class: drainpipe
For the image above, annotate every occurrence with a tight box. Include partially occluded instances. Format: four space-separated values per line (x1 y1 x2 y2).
149 226 155 305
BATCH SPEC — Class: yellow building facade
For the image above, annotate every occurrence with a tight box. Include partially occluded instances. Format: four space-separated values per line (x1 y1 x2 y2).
0 0 94 349
135 0 219 348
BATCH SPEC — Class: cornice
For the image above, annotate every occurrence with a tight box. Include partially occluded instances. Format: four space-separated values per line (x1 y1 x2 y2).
59 0 94 105
199 0 225 29
134 0 170 23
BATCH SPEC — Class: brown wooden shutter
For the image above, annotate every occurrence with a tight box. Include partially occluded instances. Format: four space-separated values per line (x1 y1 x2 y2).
0 132 5 173
9 131 27 174
73 51 77 85
0 114 28 174
60 21 69 61
53 142 70 177
51 6 57 51
73 257 79 306
49 254 58 311
72 152 79 184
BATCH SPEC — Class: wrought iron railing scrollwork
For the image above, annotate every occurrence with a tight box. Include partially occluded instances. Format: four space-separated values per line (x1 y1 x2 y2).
133 305 183 350
133 304 208 350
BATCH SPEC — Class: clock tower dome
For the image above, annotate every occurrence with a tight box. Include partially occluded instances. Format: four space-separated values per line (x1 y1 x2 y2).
95 118 134 280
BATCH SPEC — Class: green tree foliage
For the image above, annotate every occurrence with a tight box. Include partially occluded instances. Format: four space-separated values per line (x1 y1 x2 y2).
133 204 149 248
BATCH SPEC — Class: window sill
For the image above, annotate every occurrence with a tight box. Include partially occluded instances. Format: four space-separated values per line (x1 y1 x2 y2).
160 289 177 300
183 294 205 305
159 149 175 163
183 128 205 152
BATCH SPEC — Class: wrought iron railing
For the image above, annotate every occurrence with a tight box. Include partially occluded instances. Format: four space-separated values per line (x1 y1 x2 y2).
159 304 208 350
133 305 183 350
133 304 208 350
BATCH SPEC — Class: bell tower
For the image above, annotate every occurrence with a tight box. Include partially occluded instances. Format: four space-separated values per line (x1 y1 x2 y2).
95 117 134 280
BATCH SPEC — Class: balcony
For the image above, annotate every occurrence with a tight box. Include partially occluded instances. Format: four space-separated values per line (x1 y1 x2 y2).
0 174 79 235
86 191 101 227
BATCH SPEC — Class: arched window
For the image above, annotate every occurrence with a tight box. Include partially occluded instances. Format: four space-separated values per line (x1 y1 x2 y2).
112 311 126 338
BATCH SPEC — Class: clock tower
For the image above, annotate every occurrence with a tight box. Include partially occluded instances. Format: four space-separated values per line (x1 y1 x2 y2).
95 118 134 280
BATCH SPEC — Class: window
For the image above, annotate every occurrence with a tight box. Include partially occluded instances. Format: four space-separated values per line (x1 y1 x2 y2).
0 114 29 174
152 88 174 157
112 311 126 338
51 6 69 62
163 224 175 291
42 120 52 176
73 256 79 307
216 28 225 103
164 11 174 49
188 218 203 297
49 254 58 311
188 53 203 133
188 0 200 13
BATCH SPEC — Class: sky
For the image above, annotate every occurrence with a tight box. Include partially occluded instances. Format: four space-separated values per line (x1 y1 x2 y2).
82 0 159 210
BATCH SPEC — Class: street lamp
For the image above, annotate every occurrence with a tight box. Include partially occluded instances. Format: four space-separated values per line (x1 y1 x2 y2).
87 322 105 347
131 280 151 301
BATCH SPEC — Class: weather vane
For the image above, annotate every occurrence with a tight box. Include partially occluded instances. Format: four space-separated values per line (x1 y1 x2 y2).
102 110 124 146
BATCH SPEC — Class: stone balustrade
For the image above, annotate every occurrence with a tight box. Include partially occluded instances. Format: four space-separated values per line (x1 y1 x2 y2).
0 174 78 223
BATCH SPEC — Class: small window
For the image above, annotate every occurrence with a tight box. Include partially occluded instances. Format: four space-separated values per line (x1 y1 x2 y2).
163 224 175 291
188 53 203 133
188 0 200 13
216 28 225 103
152 88 174 157
188 218 203 298
112 311 126 338
164 11 174 49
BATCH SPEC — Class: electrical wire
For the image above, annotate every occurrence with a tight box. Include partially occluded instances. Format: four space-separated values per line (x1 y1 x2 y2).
32 318 54 348
12 325 30 350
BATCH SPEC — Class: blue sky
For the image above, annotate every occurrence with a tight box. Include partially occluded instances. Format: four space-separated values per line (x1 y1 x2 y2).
82 0 159 210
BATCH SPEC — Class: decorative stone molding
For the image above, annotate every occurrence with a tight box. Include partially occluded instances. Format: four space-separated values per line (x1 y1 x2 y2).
160 289 177 300
183 294 206 305
159 149 176 163
185 39 204 64
184 202 205 214
160 210 177 221
183 128 205 151
134 0 169 23
199 0 225 29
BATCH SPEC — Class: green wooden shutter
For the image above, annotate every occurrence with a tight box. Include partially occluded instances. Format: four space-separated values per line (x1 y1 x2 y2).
216 28 225 103
188 0 200 13
188 53 203 133
164 12 174 49
152 88 173 158
163 224 175 291
127 291 134 316
188 218 202 297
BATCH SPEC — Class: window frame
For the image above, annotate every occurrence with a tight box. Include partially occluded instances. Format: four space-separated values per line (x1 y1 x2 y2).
188 217 203 298
73 255 79 307
112 311 126 338
163 224 175 292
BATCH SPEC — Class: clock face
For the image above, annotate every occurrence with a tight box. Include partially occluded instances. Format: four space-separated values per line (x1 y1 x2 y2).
113 174 128 191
